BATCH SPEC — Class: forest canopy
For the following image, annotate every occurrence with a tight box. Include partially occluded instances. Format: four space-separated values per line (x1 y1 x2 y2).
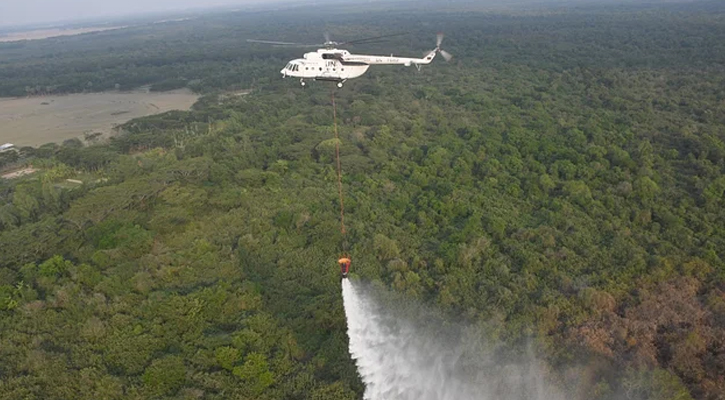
1 1 725 399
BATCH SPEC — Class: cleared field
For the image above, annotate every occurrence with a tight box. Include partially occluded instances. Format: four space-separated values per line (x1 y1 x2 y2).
0 26 127 42
0 89 199 147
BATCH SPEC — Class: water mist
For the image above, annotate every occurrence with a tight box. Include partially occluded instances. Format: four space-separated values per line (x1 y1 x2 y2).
341 278 566 400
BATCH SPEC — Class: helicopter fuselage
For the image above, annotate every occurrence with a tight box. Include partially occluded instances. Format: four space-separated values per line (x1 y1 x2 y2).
280 48 437 87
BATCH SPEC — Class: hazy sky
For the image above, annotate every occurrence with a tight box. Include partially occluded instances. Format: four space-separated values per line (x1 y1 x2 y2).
0 0 255 27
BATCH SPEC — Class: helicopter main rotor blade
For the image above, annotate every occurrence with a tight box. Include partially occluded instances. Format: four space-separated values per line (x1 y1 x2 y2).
338 39 399 47
246 39 322 47
247 39 299 45
339 32 408 46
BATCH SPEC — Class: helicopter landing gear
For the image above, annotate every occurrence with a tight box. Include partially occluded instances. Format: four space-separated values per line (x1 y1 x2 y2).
337 82 343 88
300 79 306 87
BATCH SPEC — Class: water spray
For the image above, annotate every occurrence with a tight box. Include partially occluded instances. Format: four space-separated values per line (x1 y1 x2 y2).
341 279 566 400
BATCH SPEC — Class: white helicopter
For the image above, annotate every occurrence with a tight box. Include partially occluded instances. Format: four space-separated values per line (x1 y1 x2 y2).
248 33 452 88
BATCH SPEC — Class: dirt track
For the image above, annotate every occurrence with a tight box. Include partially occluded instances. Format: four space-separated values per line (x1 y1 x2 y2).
0 89 199 147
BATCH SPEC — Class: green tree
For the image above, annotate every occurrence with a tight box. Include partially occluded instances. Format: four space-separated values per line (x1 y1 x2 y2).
232 352 275 396
142 356 186 397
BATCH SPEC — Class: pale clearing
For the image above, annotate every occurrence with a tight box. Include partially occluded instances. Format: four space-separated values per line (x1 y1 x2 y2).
0 26 127 42
0 89 199 147
1 168 37 179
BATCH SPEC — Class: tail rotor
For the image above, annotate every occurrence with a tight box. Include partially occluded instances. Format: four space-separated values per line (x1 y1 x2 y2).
435 33 453 62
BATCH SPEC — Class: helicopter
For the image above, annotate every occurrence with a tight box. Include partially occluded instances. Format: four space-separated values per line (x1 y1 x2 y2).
247 33 452 88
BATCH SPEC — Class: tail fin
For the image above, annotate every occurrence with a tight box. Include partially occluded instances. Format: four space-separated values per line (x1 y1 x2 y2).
421 49 437 64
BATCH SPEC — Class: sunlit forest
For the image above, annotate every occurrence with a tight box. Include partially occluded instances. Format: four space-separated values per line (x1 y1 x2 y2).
1 1 725 399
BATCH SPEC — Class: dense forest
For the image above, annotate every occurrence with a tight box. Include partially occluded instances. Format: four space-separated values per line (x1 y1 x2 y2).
2 1 725 399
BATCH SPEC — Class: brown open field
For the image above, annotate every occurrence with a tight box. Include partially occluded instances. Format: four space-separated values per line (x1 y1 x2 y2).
0 26 127 42
0 89 199 147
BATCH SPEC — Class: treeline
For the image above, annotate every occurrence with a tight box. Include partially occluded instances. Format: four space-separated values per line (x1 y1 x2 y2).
1 2 725 97
2 3 725 399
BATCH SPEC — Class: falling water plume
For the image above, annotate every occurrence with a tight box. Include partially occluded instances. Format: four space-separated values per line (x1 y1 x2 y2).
341 278 566 400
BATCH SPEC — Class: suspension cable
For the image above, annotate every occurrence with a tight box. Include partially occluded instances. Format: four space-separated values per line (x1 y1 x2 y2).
331 91 347 242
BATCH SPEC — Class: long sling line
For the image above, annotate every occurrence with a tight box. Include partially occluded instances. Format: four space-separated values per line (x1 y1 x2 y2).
331 91 348 246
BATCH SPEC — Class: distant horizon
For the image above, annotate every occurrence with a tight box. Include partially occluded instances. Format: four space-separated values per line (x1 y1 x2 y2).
0 0 272 28
0 0 407 29
0 0 710 29
0 0 411 29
